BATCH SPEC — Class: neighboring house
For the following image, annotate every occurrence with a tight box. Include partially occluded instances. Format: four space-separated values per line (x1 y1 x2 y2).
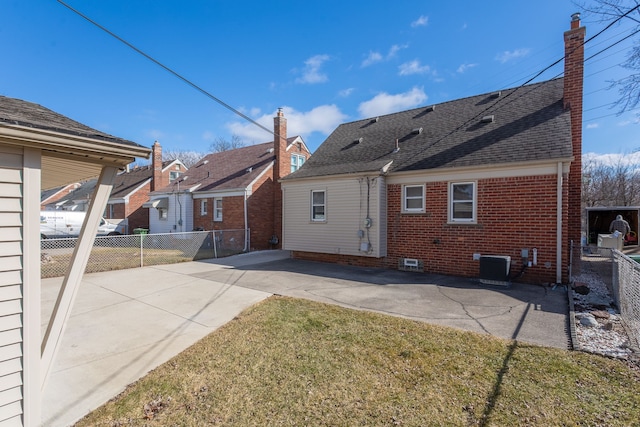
40 141 187 232
40 182 81 210
147 109 311 250
281 15 585 285
0 95 149 425
41 178 97 212
105 141 186 231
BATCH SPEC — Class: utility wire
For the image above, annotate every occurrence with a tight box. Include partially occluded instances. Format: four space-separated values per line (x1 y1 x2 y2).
56 0 277 139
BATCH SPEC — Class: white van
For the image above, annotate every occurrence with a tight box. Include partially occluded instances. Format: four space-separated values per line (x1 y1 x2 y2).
40 211 125 239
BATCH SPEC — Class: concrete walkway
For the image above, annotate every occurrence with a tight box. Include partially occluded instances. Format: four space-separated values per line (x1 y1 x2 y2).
42 250 569 426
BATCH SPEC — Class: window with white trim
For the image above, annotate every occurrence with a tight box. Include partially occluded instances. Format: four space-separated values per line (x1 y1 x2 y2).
402 184 425 213
214 198 223 222
450 182 476 222
158 208 168 220
291 154 306 172
169 171 180 181
200 199 207 216
311 190 326 221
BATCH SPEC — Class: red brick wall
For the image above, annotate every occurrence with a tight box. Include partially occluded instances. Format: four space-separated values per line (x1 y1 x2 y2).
193 196 245 232
248 173 275 251
383 176 563 284
292 251 385 268
124 182 152 230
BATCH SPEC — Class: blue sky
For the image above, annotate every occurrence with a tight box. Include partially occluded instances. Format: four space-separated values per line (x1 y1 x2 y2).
2 0 639 162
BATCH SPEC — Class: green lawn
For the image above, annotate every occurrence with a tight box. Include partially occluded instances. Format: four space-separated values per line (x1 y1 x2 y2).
75 296 640 426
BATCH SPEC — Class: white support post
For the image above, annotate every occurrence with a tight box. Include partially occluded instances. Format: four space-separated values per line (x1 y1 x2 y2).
41 166 118 391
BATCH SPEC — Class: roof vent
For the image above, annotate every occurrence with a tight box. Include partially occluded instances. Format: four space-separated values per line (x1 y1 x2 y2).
491 91 501 98
481 115 495 123
267 147 274 153
393 139 400 153
426 105 436 112
412 127 423 135
354 137 363 144
246 167 253 173
181 176 188 181
371 117 379 123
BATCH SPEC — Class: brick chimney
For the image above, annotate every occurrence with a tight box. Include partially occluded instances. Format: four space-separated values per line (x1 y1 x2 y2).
564 13 585 275
272 109 287 248
273 108 288 180
151 141 164 191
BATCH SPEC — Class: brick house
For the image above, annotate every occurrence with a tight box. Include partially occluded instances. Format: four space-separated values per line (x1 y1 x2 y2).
147 110 310 250
280 15 584 285
40 182 81 210
105 141 186 231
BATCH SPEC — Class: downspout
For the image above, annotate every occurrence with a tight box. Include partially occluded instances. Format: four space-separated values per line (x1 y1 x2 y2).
556 162 563 284
243 188 249 252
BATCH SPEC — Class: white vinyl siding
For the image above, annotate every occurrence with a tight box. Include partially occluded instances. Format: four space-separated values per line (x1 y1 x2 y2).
0 145 25 425
148 192 194 234
283 176 386 258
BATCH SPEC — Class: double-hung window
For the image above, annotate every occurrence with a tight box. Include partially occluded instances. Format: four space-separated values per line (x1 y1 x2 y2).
403 184 425 213
214 198 223 222
311 190 326 221
200 199 207 216
291 154 306 172
450 182 476 223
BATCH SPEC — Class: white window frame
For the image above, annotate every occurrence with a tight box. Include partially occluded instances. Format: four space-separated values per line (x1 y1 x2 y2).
200 199 207 216
310 190 326 222
214 197 223 222
449 181 477 223
169 171 180 181
158 208 168 220
402 184 425 213
291 154 306 172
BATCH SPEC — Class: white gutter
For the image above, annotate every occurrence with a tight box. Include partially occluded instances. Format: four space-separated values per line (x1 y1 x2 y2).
556 162 563 284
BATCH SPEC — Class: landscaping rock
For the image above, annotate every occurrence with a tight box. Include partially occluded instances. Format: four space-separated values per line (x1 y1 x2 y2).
580 314 599 328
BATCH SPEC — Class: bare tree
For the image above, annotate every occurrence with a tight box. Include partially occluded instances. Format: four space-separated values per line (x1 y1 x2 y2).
579 0 640 114
582 154 640 206
209 135 245 153
162 149 207 168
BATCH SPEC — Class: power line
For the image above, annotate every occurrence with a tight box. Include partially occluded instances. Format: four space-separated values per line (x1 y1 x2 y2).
56 0 277 139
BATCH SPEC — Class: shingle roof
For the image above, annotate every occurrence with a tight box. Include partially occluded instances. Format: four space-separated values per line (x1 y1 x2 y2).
0 95 139 147
43 179 97 208
110 160 182 198
152 138 298 194
285 78 572 180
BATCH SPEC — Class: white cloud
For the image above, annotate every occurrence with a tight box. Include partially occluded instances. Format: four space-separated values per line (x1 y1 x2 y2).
411 15 428 27
457 63 478 73
584 151 640 166
586 123 600 129
226 105 348 144
399 60 431 76
339 88 355 97
296 54 330 84
495 48 530 64
362 51 383 67
358 87 427 118
362 44 408 67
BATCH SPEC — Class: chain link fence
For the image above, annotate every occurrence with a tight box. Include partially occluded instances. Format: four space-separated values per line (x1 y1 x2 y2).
41 229 248 279
612 251 640 349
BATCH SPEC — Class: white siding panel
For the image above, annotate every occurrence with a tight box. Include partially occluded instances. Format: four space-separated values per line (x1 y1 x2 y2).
0 184 21 199
0 200 21 214
0 386 21 410
0 330 21 348
0 271 21 288
0 170 21 184
0 400 23 423
0 346 21 366
0 315 21 334
0 154 22 170
0 359 21 378
0 286 21 303
0 243 21 258
283 177 385 257
0 372 22 395
0 228 21 242
0 299 21 318
0 213 21 228
0 257 21 273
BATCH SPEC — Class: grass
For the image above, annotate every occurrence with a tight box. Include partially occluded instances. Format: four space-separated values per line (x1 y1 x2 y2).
75 296 640 426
